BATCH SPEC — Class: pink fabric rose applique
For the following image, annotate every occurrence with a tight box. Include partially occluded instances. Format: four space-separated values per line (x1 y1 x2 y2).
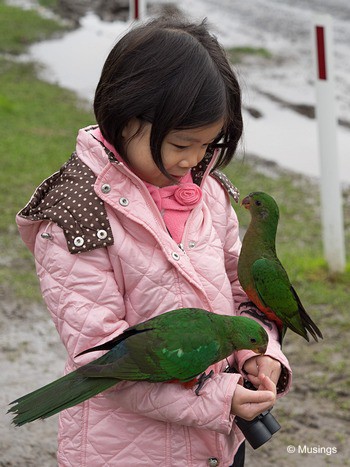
174 183 202 207
146 175 203 243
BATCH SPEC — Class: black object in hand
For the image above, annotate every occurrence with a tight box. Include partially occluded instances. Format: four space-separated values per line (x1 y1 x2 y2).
226 368 281 449
235 409 281 449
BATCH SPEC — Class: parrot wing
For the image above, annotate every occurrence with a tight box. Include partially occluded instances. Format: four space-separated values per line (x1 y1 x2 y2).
148 338 221 382
252 258 322 341
251 257 309 339
76 327 151 357
78 325 221 383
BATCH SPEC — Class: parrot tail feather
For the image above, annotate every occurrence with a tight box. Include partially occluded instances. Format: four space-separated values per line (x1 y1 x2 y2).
300 308 323 342
8 370 118 426
291 286 323 342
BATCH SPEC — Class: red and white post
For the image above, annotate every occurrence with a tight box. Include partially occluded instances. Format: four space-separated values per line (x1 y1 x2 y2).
129 0 146 21
313 14 346 272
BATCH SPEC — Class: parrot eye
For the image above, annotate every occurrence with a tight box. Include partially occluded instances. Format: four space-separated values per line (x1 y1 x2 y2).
255 200 262 206
250 338 257 343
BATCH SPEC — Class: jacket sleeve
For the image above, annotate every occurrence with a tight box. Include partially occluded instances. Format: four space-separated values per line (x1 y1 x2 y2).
28 221 243 434
31 221 129 365
206 180 292 396
107 372 242 435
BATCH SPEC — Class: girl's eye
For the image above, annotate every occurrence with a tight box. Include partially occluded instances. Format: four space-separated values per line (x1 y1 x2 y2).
172 144 190 150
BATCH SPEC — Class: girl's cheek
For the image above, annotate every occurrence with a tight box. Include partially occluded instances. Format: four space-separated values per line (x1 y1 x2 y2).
162 150 179 169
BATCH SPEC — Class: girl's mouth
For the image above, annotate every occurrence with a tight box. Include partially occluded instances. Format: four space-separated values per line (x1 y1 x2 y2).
169 172 189 179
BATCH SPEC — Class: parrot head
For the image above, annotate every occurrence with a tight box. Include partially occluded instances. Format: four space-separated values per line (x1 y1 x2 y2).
250 326 268 355
241 192 279 222
232 316 268 354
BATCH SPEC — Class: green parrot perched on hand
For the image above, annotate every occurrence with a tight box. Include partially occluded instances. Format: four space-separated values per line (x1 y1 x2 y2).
8 307 268 426
238 192 323 343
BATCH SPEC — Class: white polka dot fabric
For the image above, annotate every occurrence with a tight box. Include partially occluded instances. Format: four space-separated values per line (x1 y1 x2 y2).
210 170 240 204
18 152 114 254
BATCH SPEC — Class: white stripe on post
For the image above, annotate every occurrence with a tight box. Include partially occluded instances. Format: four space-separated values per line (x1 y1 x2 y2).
313 14 346 272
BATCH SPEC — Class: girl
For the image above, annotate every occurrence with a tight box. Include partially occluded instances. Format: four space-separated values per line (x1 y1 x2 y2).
17 16 291 466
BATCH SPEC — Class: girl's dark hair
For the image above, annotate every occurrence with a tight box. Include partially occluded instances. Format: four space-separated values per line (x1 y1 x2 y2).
94 16 243 179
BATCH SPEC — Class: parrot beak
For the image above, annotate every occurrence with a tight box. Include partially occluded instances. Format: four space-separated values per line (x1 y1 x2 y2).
241 196 251 209
253 344 267 355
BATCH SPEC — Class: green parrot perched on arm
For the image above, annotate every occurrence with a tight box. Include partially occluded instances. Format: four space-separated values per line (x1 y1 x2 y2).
238 192 323 343
8 307 268 426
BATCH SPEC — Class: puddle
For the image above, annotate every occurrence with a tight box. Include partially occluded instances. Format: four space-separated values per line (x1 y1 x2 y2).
24 2 350 185
28 13 131 102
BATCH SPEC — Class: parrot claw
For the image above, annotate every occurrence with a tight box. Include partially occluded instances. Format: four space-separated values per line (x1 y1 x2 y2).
238 303 273 330
238 301 256 310
195 370 214 396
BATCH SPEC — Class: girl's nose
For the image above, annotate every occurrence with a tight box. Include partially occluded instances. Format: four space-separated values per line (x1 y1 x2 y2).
178 148 206 168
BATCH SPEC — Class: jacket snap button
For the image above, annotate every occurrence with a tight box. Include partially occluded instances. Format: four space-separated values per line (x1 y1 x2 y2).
41 232 52 240
119 197 129 206
101 183 111 193
97 229 108 240
171 252 180 261
188 241 196 248
74 236 84 247
208 458 219 466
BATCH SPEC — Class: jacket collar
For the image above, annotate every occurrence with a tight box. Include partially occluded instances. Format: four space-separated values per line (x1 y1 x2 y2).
86 126 238 202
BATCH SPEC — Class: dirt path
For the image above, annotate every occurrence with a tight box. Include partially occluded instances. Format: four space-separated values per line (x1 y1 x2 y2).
1 300 64 466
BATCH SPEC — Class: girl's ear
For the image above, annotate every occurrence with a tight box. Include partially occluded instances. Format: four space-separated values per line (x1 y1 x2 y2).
122 118 142 140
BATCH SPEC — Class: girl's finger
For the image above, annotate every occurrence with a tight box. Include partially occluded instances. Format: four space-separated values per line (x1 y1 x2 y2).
243 357 259 377
257 373 276 395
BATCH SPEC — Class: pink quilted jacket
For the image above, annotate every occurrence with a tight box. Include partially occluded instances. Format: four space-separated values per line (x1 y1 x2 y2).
17 126 291 466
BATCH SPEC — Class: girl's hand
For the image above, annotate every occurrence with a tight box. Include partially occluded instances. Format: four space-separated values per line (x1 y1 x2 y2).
243 355 281 388
231 373 276 421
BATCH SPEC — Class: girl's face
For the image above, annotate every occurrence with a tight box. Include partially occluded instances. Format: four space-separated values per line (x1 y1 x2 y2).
122 118 224 187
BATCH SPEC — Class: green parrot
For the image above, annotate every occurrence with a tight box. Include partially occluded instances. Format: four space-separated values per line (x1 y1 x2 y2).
8 307 268 426
237 192 323 343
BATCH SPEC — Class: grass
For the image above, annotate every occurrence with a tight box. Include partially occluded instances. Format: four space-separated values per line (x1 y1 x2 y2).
37 0 60 9
1 1 349 409
0 58 92 229
226 46 272 64
0 0 68 55
0 2 93 299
